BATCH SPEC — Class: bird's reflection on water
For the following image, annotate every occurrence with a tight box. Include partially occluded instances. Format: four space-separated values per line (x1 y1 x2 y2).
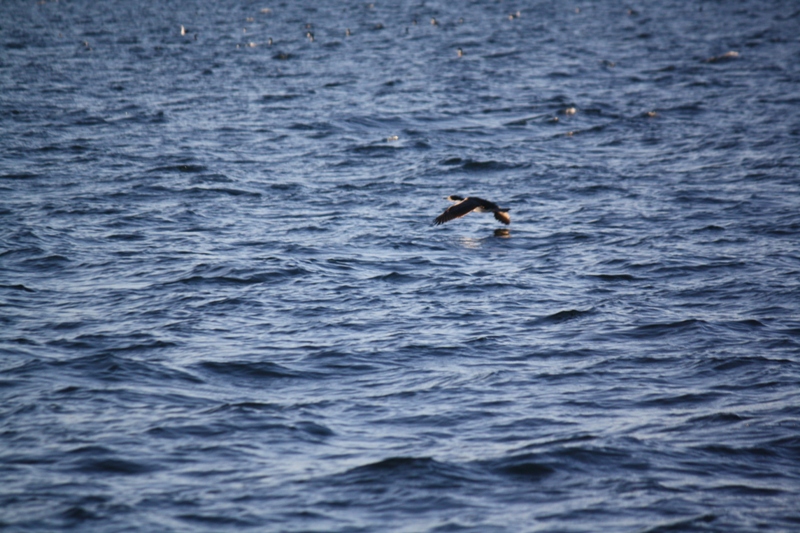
457 229 510 248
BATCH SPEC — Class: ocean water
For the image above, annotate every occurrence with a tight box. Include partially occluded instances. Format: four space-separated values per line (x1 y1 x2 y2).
2 0 800 531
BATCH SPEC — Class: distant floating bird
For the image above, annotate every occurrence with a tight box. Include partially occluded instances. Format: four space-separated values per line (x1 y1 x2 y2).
434 195 510 226
705 50 739 63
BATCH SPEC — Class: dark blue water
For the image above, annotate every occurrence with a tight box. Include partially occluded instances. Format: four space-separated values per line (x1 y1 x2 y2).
2 0 800 531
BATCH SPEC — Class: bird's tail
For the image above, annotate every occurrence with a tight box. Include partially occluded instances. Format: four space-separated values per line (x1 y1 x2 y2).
493 209 511 225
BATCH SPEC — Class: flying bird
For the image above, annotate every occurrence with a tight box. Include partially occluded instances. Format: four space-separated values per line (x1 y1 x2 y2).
434 195 510 226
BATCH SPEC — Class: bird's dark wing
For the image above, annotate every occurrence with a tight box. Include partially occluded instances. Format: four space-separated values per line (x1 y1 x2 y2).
493 210 511 225
434 197 479 225
472 197 499 210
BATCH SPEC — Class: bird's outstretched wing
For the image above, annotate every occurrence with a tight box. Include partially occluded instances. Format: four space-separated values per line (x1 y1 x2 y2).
434 197 480 225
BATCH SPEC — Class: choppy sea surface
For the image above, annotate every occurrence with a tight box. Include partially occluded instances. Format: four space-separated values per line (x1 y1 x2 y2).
2 0 800 531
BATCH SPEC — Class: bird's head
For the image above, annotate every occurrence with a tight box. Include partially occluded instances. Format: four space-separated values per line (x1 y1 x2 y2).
446 195 465 202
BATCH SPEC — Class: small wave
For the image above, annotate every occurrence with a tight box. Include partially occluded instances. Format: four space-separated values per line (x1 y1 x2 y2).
440 157 527 171
204 401 280 414
766 435 800 458
74 116 108 126
185 186 262 197
50 353 198 384
639 391 723 407
641 514 717 533
694 354 792 374
268 182 304 191
262 93 304 102
694 443 780 459
0 283 35 292
105 233 146 241
21 254 71 269
483 50 520 59
536 308 595 324
686 412 750 425
724 319 766 331
350 143 399 154
483 453 555 480
147 164 207 173
369 271 417 283
693 224 726 232
625 318 708 338
178 513 260 528
548 444 635 469
197 360 305 380
712 484 785 496
587 273 638 282
294 421 335 437
287 122 320 131
67 445 113 455
147 423 231 439
332 456 481 488
61 506 99 524
72 457 157 475
164 267 311 287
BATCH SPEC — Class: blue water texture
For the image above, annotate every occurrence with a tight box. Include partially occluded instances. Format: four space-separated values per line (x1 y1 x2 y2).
2 0 800 531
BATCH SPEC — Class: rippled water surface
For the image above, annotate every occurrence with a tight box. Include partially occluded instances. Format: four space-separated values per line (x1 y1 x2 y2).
2 0 800 531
